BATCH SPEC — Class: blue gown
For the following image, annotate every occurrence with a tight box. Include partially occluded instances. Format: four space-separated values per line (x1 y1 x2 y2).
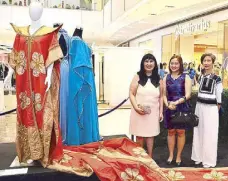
66 36 100 145
59 29 71 144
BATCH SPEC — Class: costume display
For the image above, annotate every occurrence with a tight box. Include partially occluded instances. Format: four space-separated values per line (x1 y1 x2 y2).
9 24 64 166
66 30 100 145
164 73 190 129
129 75 160 137
58 27 71 144
8 23 172 181
192 73 223 167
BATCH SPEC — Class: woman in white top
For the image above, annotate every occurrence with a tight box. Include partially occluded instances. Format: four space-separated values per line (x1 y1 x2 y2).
191 53 223 168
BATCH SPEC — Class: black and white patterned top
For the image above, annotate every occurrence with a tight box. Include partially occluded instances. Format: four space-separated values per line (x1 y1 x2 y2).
197 74 223 104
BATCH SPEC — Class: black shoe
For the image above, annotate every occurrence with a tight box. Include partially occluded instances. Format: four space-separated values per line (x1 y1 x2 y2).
194 162 202 168
167 160 173 165
176 161 182 167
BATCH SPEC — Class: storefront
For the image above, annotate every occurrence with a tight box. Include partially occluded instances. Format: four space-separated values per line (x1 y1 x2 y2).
127 8 228 87
161 19 228 87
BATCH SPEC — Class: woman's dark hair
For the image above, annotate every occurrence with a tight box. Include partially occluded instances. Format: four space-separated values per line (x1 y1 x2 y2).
169 54 184 75
200 53 216 64
137 53 160 87
198 64 201 72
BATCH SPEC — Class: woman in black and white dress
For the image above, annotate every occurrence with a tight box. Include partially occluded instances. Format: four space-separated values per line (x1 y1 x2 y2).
191 53 223 168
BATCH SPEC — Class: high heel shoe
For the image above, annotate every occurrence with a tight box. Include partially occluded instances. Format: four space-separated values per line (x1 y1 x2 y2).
166 159 173 165
176 161 182 167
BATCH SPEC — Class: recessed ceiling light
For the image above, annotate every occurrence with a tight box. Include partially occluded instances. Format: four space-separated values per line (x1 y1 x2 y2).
165 5 175 8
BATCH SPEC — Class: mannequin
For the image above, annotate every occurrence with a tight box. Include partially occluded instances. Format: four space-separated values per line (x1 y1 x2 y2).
8 1 63 166
29 2 53 92
73 26 83 38
66 25 100 145
53 23 67 57
5 2 53 92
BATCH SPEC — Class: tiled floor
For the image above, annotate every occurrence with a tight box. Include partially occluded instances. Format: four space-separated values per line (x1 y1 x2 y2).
0 94 131 143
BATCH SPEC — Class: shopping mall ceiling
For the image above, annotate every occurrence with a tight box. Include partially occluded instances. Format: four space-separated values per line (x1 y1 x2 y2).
108 0 228 45
0 0 228 47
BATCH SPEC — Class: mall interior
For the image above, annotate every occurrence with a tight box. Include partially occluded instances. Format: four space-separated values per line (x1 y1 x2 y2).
1 0 228 180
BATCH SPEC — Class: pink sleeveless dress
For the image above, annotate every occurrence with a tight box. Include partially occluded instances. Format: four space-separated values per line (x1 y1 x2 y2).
129 79 160 137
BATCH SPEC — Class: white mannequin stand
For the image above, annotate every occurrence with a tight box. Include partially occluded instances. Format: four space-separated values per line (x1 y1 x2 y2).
4 2 53 92
6 2 54 166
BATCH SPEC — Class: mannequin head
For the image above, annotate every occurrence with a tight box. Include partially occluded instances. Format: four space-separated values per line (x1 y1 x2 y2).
29 2 43 21
53 23 61 28
73 27 83 38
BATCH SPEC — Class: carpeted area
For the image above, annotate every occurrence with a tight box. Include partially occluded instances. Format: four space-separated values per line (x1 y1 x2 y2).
1 134 228 181
153 142 228 168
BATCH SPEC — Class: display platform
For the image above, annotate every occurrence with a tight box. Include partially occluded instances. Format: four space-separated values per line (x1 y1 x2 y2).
1 135 228 181
0 135 127 181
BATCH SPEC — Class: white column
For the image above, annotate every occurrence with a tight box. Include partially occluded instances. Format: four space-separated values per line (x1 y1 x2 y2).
152 36 162 64
0 80 4 113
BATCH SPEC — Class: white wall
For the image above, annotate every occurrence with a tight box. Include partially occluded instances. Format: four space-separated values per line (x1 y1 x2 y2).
103 47 148 106
103 0 111 27
125 0 141 11
111 0 124 21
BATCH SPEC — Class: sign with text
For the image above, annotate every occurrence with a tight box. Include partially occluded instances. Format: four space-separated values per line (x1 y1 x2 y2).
175 19 211 37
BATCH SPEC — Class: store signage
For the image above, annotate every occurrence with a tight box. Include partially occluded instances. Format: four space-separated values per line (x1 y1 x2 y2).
175 19 211 36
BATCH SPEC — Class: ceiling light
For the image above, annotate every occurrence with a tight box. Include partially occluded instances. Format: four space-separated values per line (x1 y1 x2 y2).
165 5 175 8
150 13 156 16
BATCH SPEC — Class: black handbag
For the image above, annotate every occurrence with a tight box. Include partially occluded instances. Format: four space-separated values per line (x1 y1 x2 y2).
170 111 199 127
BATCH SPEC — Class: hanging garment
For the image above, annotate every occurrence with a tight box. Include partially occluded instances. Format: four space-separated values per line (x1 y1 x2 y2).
58 29 71 144
9 24 64 166
66 36 100 145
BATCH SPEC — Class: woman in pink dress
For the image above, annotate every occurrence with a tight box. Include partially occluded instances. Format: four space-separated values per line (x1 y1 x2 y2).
129 53 163 158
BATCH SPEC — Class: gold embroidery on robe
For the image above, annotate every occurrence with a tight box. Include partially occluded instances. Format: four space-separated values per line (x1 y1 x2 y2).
19 92 30 110
30 52 46 77
9 50 26 75
16 123 43 162
34 93 42 112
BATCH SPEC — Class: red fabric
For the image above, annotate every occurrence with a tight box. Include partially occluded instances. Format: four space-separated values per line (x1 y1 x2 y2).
10 27 63 164
162 168 228 181
50 138 170 181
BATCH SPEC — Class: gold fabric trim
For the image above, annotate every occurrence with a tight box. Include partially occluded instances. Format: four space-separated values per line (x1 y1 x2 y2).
10 23 30 36
96 148 169 180
48 161 93 177
46 46 63 68
16 123 43 162
41 68 60 166
121 168 144 181
10 23 62 37
161 167 228 171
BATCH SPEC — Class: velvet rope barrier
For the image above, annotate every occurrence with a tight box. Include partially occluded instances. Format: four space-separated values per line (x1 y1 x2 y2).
98 97 129 118
0 108 17 116
0 98 129 117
